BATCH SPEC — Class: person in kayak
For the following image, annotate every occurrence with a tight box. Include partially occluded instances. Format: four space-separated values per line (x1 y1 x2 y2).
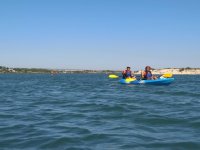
122 67 134 79
141 66 157 80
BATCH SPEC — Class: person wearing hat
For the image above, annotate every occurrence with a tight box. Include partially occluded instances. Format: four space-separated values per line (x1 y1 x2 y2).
141 66 157 80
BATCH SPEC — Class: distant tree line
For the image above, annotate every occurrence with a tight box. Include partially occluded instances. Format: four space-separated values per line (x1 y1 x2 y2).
13 68 52 73
0 66 8 70
0 66 9 72
179 67 199 72
0 66 52 73
1 66 200 74
0 66 120 74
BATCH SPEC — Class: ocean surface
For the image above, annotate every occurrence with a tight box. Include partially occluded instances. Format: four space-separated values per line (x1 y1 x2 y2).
0 74 200 150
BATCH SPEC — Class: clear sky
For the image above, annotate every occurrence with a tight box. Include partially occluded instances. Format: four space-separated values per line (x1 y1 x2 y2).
0 0 200 70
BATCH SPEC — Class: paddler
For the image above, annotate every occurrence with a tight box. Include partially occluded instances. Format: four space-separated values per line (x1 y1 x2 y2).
122 67 134 79
141 66 157 80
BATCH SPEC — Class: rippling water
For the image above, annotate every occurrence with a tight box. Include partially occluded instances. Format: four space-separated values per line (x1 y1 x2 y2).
0 74 200 150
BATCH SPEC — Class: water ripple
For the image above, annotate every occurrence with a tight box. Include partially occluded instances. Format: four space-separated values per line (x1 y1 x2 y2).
0 74 200 149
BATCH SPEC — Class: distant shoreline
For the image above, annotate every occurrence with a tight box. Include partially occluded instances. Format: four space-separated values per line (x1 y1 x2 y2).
135 68 200 75
0 66 200 74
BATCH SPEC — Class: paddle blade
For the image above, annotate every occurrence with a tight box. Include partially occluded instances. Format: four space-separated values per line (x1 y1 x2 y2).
162 73 173 78
109 74 119 79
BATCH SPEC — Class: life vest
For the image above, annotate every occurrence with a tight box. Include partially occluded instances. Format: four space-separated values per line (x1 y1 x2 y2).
143 71 152 79
123 70 132 78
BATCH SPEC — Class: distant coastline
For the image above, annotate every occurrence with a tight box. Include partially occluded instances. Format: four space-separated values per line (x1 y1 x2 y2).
0 66 119 74
0 66 200 74
135 68 200 75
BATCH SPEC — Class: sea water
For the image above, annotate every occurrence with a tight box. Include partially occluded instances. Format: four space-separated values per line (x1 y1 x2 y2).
0 74 200 150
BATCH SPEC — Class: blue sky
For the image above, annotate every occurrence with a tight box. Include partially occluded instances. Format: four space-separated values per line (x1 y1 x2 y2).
0 0 199 70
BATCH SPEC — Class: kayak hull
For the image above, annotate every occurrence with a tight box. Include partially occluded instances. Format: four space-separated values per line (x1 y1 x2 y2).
119 78 174 85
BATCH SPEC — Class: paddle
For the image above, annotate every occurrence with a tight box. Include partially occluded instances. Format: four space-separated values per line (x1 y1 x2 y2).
108 74 119 79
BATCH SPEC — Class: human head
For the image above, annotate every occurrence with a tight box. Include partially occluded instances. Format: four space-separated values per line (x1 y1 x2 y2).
145 66 151 71
127 67 131 70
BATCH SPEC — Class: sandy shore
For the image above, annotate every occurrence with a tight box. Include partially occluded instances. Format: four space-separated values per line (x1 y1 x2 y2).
135 68 200 75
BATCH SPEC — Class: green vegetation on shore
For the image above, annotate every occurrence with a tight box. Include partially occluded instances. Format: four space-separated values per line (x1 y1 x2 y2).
0 66 120 74
1 66 200 74
0 66 51 73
